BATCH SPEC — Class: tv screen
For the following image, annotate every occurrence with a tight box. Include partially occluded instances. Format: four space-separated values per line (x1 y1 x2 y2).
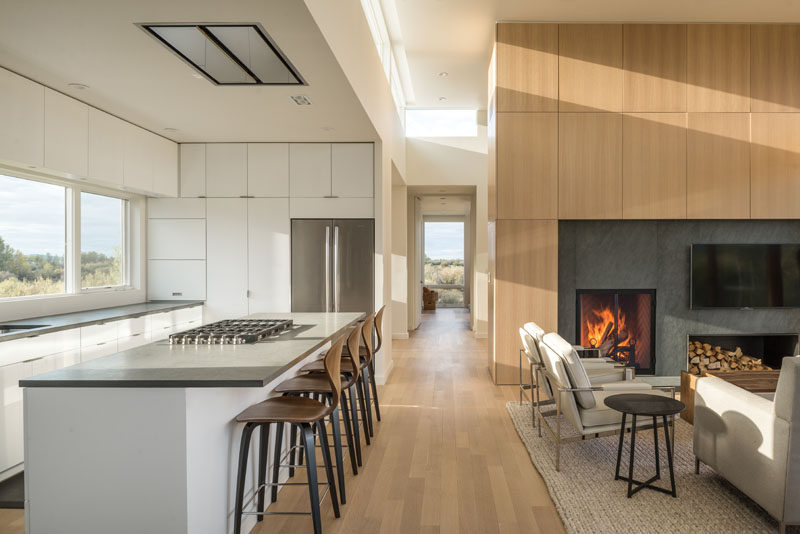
691 244 800 308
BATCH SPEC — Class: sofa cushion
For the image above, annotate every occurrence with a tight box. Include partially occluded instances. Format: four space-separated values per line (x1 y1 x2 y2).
543 332 595 409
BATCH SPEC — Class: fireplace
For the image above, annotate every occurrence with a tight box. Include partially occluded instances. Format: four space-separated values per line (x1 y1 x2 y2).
576 289 656 374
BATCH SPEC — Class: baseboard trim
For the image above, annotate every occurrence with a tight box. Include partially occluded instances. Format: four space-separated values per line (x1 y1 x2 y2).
392 332 409 339
376 360 394 385
473 331 488 339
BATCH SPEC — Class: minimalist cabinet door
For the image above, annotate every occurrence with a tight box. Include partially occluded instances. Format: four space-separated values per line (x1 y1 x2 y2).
289 143 331 197
123 123 153 193
147 219 206 260
44 88 89 178
147 260 206 300
206 143 247 197
88 108 125 186
180 144 206 197
148 198 206 219
0 67 44 167
331 143 373 197
206 198 249 321
151 135 178 197
80 340 118 362
247 198 291 313
0 361 25 473
248 143 289 197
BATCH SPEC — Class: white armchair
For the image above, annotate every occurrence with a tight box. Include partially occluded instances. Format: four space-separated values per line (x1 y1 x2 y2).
537 332 673 471
694 356 800 533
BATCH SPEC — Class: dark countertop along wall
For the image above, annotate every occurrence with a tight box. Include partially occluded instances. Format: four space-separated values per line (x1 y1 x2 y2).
558 220 800 376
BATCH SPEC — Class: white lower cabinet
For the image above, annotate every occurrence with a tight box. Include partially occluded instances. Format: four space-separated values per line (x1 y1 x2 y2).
0 361 25 475
80 340 118 362
117 333 148 352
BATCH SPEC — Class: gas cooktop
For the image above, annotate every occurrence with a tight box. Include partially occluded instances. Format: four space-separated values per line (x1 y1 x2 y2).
168 319 293 345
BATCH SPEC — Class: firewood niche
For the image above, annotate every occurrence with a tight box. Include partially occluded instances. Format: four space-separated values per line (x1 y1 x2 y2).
686 334 799 376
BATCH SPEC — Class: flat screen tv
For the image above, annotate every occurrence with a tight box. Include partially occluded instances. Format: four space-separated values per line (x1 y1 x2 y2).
691 244 800 309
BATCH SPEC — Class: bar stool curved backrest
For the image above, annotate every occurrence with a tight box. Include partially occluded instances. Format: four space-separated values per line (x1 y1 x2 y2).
360 313 376 365
373 305 385 353
323 335 346 413
345 323 362 383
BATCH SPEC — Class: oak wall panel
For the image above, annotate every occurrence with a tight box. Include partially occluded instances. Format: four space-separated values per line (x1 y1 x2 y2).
497 113 558 219
751 113 800 219
751 24 800 112
623 24 687 112
622 113 687 219
559 24 623 112
558 113 623 219
687 24 750 112
496 23 559 112
687 113 750 219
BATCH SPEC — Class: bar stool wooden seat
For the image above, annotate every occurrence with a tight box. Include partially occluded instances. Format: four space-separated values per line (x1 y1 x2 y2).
232 336 345 534
303 313 376 438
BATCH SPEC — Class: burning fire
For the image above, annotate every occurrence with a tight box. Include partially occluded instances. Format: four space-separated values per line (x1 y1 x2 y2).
583 306 632 358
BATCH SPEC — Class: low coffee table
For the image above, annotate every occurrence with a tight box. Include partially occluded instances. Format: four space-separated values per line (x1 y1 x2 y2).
604 393 686 498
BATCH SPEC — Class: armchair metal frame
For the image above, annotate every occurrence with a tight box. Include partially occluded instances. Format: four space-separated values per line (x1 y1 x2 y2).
535 367 676 472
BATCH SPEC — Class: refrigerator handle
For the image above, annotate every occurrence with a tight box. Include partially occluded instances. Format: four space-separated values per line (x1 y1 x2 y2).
325 225 331 312
333 225 340 312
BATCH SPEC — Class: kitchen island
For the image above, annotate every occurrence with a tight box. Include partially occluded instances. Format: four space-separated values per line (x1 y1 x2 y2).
20 312 363 534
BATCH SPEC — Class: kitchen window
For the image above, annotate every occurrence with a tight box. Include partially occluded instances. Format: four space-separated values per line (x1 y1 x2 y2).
0 170 133 300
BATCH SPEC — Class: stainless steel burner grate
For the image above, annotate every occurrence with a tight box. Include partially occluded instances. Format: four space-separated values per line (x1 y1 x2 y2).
169 319 293 345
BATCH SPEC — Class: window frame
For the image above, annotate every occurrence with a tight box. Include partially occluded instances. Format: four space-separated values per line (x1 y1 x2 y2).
0 166 136 302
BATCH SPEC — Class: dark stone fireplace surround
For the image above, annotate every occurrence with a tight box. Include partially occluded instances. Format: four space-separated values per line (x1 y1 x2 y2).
558 220 800 376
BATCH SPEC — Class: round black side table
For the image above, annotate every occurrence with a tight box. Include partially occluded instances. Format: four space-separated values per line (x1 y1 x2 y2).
604 393 685 498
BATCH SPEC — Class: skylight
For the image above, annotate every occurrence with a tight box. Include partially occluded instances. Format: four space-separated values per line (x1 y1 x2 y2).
139 23 304 86
406 109 477 137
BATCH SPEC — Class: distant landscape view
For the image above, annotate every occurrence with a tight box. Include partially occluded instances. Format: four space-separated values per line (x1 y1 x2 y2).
424 256 465 306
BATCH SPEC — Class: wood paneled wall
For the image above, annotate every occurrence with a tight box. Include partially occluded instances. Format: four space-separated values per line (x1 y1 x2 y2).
488 22 800 384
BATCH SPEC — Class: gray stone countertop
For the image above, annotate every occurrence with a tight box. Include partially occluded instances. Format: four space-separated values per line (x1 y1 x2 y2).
0 300 204 342
20 312 363 388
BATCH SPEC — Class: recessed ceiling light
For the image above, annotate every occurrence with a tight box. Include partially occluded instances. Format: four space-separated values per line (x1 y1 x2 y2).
67 83 89 90
438 96 447 102
291 95 312 106
439 197 446 200
437 71 448 78
191 72 204 79
139 23 305 86
162 127 178 133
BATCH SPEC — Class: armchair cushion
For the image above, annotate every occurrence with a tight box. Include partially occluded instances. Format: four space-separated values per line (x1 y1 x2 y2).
581 388 667 427
543 332 595 409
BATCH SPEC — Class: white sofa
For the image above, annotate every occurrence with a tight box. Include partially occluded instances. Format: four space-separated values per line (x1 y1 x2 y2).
694 356 800 533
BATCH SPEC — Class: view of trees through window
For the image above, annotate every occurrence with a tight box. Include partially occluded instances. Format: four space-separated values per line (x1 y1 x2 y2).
0 174 66 298
81 192 124 289
424 221 465 307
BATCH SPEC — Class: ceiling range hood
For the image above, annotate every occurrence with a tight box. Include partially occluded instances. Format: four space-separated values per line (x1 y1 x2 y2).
138 23 305 86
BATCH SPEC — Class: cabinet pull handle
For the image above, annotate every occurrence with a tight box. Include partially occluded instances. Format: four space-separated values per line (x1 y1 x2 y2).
172 292 183 297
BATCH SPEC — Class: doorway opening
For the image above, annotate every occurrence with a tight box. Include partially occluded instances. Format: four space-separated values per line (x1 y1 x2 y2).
424 219 466 309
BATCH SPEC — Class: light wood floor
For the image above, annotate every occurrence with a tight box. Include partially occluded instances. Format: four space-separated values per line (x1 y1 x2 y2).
252 308 564 534
0 309 564 534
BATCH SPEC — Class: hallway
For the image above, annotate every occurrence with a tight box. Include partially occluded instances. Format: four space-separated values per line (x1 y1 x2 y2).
255 308 563 533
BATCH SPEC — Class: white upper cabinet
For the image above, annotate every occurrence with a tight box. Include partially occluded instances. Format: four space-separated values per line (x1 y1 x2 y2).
332 143 373 197
180 144 206 197
206 143 247 197
151 135 178 197
247 198 291 313
148 219 206 259
289 143 331 197
44 88 88 178
122 123 153 193
247 143 289 197
88 108 125 186
0 68 44 167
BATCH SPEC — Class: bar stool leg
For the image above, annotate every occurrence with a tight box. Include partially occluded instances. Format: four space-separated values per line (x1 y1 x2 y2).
329 405 347 504
300 423 323 534
369 361 381 421
234 422 255 534
271 421 284 503
340 390 358 475
348 387 363 465
361 367 375 437
316 419 341 518
288 423 298 478
257 423 270 522
356 376 372 445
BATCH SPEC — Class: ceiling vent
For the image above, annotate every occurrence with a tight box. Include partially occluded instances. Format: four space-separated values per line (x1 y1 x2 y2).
138 23 305 86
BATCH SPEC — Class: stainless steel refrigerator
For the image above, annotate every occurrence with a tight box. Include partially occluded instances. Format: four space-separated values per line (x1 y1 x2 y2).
291 219 374 313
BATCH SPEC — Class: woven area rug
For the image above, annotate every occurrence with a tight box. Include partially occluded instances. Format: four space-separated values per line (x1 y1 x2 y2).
507 401 784 534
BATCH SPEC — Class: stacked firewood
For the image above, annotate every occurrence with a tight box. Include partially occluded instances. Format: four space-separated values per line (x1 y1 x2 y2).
687 341 773 375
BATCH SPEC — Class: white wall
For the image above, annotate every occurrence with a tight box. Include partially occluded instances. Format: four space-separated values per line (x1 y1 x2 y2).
404 119 489 337
391 185 408 338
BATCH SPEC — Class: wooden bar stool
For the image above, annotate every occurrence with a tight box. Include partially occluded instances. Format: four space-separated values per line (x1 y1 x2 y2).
366 305 384 422
232 336 345 534
276 324 364 503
